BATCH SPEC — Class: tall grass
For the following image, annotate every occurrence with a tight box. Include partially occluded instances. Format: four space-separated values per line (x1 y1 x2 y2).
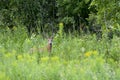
0 27 120 80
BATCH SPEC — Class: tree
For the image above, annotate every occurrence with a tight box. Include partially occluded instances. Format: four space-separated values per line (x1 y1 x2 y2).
89 0 120 29
56 0 92 32
0 0 93 35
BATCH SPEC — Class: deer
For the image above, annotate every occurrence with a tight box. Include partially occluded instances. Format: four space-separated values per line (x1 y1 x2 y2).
29 36 54 55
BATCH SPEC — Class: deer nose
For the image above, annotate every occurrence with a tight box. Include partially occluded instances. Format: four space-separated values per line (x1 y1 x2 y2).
49 43 52 45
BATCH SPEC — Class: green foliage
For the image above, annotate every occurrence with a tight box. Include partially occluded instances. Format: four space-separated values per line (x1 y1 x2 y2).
89 0 120 28
0 0 92 34
0 0 120 78
0 0 57 35
86 0 120 39
0 29 120 80
56 0 91 29
0 0 120 36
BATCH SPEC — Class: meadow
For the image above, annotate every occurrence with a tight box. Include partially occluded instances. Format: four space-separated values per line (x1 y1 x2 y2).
0 27 120 80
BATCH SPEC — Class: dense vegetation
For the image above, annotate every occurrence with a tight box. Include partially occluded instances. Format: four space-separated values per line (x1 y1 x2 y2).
0 26 120 80
0 0 120 80
0 0 120 35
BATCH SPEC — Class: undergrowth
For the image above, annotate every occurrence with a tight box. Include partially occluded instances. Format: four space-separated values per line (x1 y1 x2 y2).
0 27 120 80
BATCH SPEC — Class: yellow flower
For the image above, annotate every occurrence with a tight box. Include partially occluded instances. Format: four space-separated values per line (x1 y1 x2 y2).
84 50 98 57
41 56 49 62
84 51 92 57
17 55 23 60
51 56 59 61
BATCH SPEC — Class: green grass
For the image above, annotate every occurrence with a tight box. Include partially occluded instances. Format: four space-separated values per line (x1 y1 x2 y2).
0 27 120 80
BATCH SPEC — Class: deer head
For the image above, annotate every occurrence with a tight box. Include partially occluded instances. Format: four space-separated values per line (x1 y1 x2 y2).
47 36 54 53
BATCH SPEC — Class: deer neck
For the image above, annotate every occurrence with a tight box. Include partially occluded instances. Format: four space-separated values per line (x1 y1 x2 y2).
47 43 52 52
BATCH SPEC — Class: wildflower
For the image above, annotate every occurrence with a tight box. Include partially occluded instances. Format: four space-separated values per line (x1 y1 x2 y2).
41 56 49 62
17 55 23 60
51 56 59 61
84 51 92 57
84 50 99 57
